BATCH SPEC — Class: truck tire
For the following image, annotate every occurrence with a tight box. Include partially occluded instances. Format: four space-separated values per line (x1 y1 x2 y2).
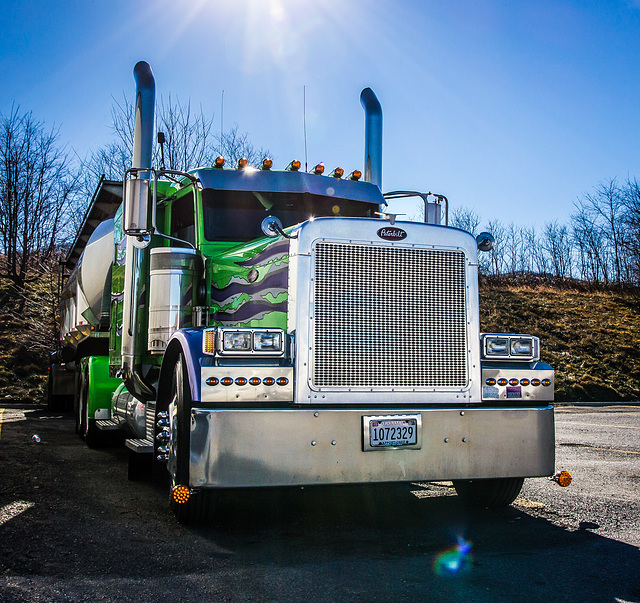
168 353 215 524
80 368 102 449
453 477 524 508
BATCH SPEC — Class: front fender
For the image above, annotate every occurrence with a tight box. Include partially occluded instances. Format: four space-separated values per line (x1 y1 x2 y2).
158 328 205 405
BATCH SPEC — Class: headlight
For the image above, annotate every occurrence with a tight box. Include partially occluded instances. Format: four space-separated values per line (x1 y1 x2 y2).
223 331 252 351
485 336 509 356
482 334 539 361
253 331 282 352
511 337 533 356
215 328 286 356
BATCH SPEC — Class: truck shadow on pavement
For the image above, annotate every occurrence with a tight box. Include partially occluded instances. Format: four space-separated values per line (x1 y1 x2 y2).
1 407 638 603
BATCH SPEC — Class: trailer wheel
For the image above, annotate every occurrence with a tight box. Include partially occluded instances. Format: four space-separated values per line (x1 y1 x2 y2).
453 477 524 508
168 353 215 524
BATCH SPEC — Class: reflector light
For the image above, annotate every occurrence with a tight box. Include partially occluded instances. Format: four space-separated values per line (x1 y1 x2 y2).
348 170 362 181
221 377 233 386
531 379 541 386
276 377 289 386
263 377 275 386
205 377 219 386
497 378 508 386
203 329 216 355
553 470 572 487
171 485 191 504
237 157 248 169
261 158 273 170
214 156 225 168
235 377 247 386
520 378 530 386
509 378 519 386
313 163 325 175
249 377 261 386
542 379 551 387
330 167 344 179
485 378 496 386
287 159 301 171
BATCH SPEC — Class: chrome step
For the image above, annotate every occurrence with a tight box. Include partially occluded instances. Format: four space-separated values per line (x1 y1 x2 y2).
125 438 154 454
96 419 122 431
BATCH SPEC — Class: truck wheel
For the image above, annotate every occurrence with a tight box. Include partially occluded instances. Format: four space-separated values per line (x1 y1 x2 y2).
453 477 524 508
168 353 215 524
76 370 87 439
81 369 102 449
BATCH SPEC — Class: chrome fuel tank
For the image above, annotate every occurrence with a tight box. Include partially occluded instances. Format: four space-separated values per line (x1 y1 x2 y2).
148 247 201 353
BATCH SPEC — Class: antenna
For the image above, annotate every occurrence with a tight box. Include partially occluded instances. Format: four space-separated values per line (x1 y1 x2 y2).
220 90 224 140
303 85 308 172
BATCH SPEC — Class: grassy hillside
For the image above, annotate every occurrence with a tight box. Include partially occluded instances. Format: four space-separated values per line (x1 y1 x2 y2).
480 280 640 402
1 273 638 403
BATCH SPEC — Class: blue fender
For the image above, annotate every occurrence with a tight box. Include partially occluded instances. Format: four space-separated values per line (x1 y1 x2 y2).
159 328 205 403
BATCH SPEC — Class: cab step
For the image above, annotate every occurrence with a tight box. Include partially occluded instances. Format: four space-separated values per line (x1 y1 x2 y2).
96 419 122 431
125 438 154 454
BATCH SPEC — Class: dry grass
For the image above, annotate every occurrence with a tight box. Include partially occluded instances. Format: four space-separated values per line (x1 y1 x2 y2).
480 281 640 401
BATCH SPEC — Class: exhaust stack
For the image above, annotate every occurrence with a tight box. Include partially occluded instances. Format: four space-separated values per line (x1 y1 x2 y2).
360 88 383 190
132 61 155 175
122 61 156 401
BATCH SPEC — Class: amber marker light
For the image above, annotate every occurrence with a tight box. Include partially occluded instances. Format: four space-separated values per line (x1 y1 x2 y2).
235 377 248 386
263 377 275 386
313 163 325 175
542 379 552 387
249 377 261 386
220 377 233 386
237 157 248 169
203 329 216 355
171 485 192 504
520 378 530 386
287 159 301 171
276 377 289 386
531 378 541 386
329 167 344 178
553 470 572 487
348 170 362 181
214 156 225 168
205 377 219 386
261 158 273 170
509 378 519 386
497 378 508 386
486 378 496 386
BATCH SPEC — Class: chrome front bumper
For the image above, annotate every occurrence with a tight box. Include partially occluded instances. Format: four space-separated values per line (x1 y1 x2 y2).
188 405 555 489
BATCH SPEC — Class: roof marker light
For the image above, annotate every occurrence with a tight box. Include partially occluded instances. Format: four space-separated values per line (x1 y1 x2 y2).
287 159 301 171
313 163 325 175
237 157 248 169
261 158 273 170
329 167 344 179
214 156 225 168
348 170 362 181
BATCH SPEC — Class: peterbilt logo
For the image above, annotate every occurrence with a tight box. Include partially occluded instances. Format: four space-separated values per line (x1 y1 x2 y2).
377 227 407 241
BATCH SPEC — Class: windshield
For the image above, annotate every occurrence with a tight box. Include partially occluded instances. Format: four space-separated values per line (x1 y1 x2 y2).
202 189 378 242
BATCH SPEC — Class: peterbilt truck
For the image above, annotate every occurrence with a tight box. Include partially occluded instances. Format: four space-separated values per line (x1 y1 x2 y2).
50 61 564 523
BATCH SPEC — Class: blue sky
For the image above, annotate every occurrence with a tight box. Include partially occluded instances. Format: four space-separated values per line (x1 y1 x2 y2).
2 0 640 228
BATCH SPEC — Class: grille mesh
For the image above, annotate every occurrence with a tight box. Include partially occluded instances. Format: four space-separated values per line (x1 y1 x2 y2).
312 242 468 388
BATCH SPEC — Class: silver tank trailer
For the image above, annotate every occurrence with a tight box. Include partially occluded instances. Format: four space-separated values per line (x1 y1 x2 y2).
148 247 201 354
76 219 114 328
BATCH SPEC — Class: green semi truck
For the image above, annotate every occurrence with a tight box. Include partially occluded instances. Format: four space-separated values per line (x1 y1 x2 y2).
49 61 565 523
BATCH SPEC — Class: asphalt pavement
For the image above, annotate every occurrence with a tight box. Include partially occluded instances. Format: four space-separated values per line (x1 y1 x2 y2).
0 403 638 603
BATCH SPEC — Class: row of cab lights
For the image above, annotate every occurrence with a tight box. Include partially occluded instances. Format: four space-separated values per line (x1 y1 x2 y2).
486 377 552 387
213 156 362 180
205 376 289 387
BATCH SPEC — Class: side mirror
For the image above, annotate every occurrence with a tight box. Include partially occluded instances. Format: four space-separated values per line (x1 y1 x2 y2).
261 215 284 238
476 232 495 252
123 175 152 237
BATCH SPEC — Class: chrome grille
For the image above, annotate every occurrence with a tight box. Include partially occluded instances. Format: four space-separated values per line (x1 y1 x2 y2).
312 242 468 388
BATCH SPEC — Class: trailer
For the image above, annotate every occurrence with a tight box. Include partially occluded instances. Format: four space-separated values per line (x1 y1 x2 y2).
50 61 566 523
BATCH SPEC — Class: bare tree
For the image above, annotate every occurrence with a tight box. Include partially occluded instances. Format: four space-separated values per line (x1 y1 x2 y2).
450 206 481 235
0 106 80 291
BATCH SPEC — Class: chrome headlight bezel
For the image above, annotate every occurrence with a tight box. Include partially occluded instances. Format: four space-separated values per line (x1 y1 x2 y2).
481 334 539 361
206 327 286 356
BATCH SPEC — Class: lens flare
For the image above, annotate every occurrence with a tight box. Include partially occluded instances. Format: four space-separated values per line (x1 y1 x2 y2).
434 537 472 576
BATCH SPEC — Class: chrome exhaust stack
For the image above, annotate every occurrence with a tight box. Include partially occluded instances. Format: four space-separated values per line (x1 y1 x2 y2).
122 61 156 401
360 87 383 190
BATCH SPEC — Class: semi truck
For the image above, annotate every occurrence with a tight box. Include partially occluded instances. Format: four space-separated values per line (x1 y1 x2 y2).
50 61 567 523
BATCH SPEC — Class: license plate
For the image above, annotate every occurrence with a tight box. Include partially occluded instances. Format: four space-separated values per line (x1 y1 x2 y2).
363 414 422 451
